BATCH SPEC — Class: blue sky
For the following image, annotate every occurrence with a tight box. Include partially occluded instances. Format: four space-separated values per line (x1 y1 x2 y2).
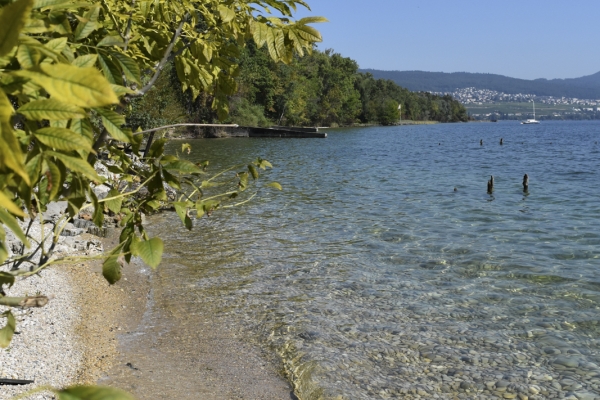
290 1 600 80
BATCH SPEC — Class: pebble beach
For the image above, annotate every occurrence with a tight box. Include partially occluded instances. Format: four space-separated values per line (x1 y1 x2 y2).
0 215 134 400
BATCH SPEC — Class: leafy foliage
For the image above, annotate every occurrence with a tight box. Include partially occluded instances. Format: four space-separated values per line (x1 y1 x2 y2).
0 0 324 395
232 46 468 126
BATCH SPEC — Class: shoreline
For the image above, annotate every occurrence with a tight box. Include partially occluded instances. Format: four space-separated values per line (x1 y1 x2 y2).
1 221 296 400
0 231 139 400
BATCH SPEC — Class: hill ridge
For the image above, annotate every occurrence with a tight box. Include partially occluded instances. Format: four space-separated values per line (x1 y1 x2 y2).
359 69 600 100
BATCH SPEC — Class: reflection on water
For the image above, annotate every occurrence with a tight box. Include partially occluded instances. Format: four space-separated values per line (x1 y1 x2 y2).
150 121 600 399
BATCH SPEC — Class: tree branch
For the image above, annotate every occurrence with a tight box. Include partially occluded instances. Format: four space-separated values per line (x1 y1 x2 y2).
134 14 188 97
133 123 239 136
0 296 49 308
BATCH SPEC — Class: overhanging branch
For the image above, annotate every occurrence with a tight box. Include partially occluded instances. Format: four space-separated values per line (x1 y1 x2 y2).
134 14 188 97
133 123 239 136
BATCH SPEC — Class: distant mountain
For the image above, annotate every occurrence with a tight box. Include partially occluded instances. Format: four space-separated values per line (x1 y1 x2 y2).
359 69 600 100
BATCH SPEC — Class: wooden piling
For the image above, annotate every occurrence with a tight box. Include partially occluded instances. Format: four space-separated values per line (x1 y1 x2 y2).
487 175 494 194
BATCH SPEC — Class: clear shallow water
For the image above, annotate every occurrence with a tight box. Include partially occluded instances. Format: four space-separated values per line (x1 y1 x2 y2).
150 121 600 399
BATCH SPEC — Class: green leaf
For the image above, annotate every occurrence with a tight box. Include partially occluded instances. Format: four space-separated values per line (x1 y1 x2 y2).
145 139 167 159
0 190 25 217
55 385 135 400
72 54 98 68
97 53 120 84
45 159 63 200
0 242 7 265
0 208 30 247
0 0 34 57
70 118 93 141
109 51 141 84
267 182 282 190
195 199 219 218
15 64 119 108
18 99 86 121
0 271 15 289
97 35 125 47
73 6 100 41
35 127 92 151
258 159 273 170
94 108 131 143
248 164 259 180
104 189 122 214
102 253 122 284
173 202 192 230
44 37 68 54
238 171 248 191
17 45 40 68
162 169 181 190
294 24 323 42
0 122 30 185
131 237 163 269
163 160 201 174
109 84 135 97
251 21 269 47
218 5 235 23
46 151 101 181
296 16 329 25
0 311 16 348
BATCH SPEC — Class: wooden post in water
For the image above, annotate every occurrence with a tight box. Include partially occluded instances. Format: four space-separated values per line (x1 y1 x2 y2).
523 174 529 192
487 175 494 194
500 138 503 145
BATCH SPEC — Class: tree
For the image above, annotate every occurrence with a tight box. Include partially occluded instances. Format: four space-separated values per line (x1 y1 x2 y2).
0 0 324 397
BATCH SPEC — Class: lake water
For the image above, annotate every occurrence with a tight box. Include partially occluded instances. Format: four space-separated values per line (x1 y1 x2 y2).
150 121 600 399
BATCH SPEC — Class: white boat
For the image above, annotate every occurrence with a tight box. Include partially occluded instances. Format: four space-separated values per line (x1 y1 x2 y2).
521 100 540 124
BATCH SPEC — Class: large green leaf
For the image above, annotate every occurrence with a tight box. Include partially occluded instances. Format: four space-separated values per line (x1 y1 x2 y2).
46 151 101 181
0 190 25 217
17 44 40 68
73 6 100 41
15 64 119 108
162 159 201 174
44 37 68 54
294 24 322 42
0 0 34 57
248 164 259 180
72 54 98 68
45 158 63 200
103 189 122 214
0 208 30 247
35 127 92 151
173 202 192 230
102 253 121 284
109 51 141 84
218 5 235 23
97 35 125 47
97 53 120 84
55 386 135 400
18 99 86 121
0 124 29 183
251 21 269 47
94 107 131 143
70 117 93 141
0 311 16 348
131 237 163 269
267 181 283 190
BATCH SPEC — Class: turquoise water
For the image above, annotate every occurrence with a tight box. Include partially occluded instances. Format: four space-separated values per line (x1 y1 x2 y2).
151 121 600 399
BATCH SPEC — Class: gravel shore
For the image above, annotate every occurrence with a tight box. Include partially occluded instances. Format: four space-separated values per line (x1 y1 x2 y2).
2 210 294 400
1 220 131 400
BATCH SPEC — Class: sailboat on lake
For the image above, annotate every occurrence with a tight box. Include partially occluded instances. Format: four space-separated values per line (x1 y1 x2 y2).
521 100 540 124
